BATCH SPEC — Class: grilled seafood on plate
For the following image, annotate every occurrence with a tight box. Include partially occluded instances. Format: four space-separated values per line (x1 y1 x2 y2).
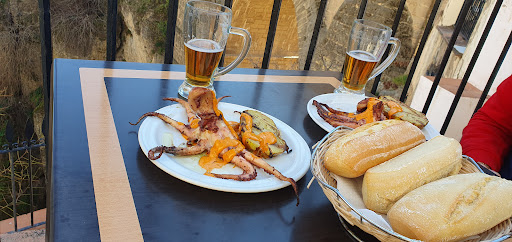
313 95 428 129
130 87 299 204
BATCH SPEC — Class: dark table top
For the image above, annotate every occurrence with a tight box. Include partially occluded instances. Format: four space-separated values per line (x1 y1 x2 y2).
47 58 380 241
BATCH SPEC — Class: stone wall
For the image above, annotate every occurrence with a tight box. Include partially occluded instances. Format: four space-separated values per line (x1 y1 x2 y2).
305 0 421 95
118 4 163 63
293 0 433 73
293 0 321 69
223 0 300 70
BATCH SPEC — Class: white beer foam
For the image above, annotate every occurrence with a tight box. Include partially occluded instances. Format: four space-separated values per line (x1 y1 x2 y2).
185 39 223 53
347 50 378 62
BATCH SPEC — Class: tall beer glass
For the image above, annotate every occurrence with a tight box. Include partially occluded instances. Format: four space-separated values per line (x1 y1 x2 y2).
334 19 400 95
179 0 251 98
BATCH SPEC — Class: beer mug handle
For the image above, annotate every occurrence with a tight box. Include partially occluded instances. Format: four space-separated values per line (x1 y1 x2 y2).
214 27 252 77
369 37 401 80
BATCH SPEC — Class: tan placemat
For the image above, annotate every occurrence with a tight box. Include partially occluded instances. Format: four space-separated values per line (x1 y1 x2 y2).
80 69 144 242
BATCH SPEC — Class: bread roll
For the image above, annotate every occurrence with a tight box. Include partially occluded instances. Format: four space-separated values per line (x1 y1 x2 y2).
388 173 512 242
324 119 425 178
362 135 462 214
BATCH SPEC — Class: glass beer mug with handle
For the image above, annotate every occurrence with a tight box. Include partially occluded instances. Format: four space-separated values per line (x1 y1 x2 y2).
334 19 400 95
179 0 251 98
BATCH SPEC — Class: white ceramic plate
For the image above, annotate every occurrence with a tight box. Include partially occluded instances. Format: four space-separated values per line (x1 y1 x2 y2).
137 102 311 193
306 93 440 140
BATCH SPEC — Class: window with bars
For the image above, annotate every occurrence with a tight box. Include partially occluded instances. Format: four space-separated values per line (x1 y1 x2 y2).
460 0 487 41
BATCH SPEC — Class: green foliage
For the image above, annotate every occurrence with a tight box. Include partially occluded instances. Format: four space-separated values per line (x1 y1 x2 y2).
122 0 169 54
29 87 44 114
130 0 168 15
392 74 408 86
155 20 167 54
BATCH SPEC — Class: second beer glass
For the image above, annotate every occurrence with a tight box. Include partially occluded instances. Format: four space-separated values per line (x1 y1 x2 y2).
334 19 400 95
179 0 251 98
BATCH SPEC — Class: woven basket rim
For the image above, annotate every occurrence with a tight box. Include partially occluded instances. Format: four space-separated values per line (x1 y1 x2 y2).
310 126 512 242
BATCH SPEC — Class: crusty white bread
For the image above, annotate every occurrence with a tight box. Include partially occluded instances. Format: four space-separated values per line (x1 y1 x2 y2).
362 135 462 214
387 173 512 242
324 120 425 178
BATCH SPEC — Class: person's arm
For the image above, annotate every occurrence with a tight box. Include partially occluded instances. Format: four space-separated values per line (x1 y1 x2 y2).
460 75 512 172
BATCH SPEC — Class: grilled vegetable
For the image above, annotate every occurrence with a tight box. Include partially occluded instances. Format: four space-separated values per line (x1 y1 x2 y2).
379 96 429 129
240 110 289 158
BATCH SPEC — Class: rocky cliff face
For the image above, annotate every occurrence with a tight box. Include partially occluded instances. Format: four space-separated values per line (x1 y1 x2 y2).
117 0 169 63
0 0 171 143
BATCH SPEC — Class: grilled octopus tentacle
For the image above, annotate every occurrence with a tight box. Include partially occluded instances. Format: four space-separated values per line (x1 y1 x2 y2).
372 101 387 121
164 98 197 122
356 98 370 112
211 156 257 181
313 100 351 116
148 140 208 159
241 150 299 206
313 100 364 129
130 112 200 140
217 96 230 103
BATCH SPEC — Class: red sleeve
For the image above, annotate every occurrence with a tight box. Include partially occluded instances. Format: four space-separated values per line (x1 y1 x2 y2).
460 75 512 172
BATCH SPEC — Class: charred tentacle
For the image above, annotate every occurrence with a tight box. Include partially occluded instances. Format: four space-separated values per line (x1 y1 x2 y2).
313 100 364 129
314 100 352 116
211 156 257 181
241 150 299 206
164 98 198 122
217 95 230 103
371 101 387 121
148 139 208 159
130 112 200 140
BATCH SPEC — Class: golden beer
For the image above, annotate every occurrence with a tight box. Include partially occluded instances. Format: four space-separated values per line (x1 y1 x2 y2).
184 39 224 86
341 50 379 91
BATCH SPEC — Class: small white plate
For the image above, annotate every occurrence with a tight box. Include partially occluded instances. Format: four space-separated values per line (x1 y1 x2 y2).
306 93 440 140
137 102 311 193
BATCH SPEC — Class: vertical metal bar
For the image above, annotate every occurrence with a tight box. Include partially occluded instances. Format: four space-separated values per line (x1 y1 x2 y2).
474 30 512 113
371 0 407 95
421 0 473 114
29 148 34 226
38 0 52 141
9 151 17 231
440 0 503 134
164 0 179 64
400 0 442 102
261 0 283 69
304 0 328 70
224 0 233 8
357 0 368 19
219 0 233 67
24 121 34 227
38 0 52 237
106 0 118 61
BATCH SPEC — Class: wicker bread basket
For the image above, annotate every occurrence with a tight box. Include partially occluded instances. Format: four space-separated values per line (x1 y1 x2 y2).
310 126 512 242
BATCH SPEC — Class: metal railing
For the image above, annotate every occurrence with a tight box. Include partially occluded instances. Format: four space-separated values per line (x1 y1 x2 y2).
36 0 511 136
0 119 45 232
